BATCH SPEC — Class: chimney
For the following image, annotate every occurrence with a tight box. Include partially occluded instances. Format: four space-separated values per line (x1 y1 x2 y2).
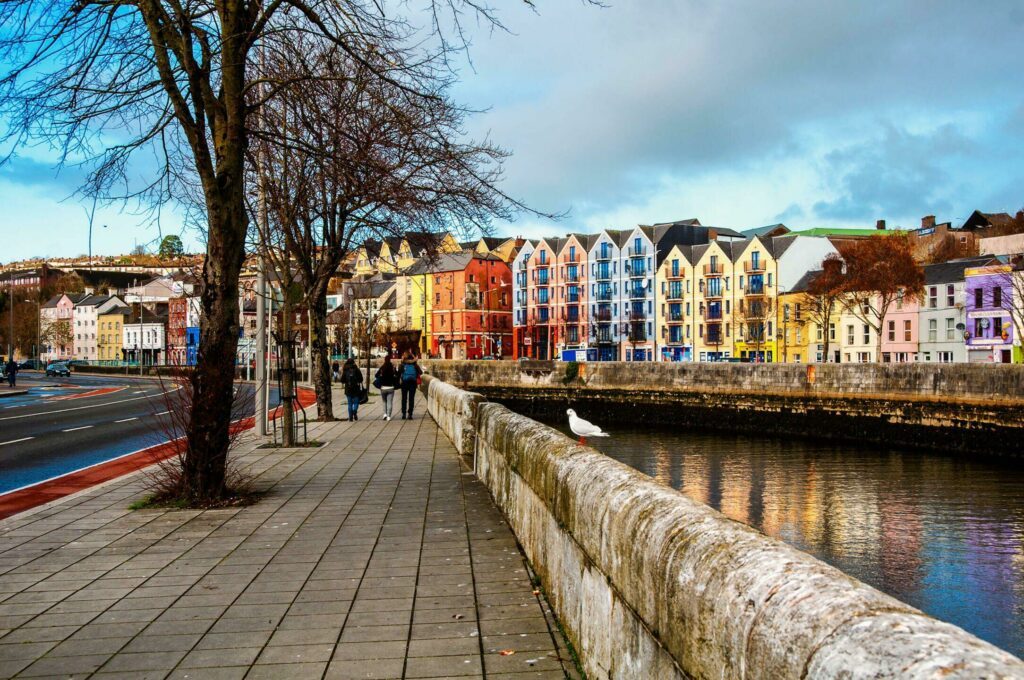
921 215 936 229
875 219 886 230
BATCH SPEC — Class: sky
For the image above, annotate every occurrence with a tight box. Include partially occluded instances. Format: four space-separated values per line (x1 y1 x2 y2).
2 0 1023 260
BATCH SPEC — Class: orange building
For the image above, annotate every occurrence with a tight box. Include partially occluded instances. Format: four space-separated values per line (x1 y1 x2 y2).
430 252 513 359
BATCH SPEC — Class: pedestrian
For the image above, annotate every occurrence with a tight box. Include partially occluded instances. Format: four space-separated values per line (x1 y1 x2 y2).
5 358 17 388
399 350 422 420
374 357 399 421
332 360 340 383
341 358 363 421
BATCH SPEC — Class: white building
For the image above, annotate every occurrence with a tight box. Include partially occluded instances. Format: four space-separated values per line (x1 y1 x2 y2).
73 294 126 361
918 257 993 363
122 309 167 366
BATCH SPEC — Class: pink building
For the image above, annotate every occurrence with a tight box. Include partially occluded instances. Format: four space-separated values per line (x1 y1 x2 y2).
551 235 590 358
40 292 86 363
523 239 556 360
880 291 920 362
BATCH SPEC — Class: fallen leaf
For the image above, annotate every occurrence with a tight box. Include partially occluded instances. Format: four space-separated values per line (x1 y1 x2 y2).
532 590 540 595
499 650 516 656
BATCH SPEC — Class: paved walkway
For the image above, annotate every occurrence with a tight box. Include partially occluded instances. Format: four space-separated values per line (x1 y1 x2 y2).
0 391 572 679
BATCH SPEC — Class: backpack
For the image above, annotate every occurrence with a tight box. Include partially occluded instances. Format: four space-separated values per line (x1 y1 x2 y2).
402 362 418 381
344 368 362 390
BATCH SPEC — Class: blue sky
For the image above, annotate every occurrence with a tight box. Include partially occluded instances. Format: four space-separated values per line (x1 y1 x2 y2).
2 1 1023 260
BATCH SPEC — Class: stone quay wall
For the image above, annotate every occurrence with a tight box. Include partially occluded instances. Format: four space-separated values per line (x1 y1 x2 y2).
422 360 1024 456
421 374 1024 679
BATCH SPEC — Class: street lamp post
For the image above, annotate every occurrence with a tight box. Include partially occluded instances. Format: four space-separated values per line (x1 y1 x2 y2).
24 299 40 368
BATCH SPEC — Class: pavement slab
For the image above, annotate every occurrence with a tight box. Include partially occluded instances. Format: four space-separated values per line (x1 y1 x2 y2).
0 388 574 678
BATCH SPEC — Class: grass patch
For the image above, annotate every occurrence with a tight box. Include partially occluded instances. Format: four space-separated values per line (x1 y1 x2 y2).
256 440 324 449
129 490 263 511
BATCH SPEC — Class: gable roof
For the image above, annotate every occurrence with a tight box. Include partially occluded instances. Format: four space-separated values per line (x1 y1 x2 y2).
742 223 790 238
923 256 1000 284
961 210 1015 231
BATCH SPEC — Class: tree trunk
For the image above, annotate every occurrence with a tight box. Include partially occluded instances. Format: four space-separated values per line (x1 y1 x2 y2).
280 294 295 447
308 285 334 421
184 194 246 500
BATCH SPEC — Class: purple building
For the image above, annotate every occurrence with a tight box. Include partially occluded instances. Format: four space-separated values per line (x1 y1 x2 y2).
964 264 1017 363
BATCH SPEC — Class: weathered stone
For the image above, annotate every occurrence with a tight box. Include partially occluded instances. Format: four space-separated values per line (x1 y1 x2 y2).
425 376 1024 679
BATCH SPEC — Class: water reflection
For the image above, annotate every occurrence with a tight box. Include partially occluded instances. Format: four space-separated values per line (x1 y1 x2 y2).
549 422 1024 657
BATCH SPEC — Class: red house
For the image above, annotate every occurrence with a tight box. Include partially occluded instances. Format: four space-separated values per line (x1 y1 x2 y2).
430 252 512 360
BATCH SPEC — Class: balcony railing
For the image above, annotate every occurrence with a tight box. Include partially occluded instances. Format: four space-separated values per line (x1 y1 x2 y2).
595 290 613 302
668 312 684 322
702 310 723 321
565 272 581 283
628 246 647 257
562 253 582 263
703 288 722 300
744 286 765 297
703 263 724 276
628 309 646 321
667 269 684 280
595 309 613 321
744 260 765 273
666 288 683 300
629 288 647 300
595 250 612 261
595 269 612 281
626 265 647 278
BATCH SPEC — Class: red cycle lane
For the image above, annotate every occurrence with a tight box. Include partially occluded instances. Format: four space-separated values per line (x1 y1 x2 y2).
0 387 315 521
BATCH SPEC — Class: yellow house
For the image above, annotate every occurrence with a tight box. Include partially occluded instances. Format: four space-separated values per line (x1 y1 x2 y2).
97 306 129 363
655 245 695 361
731 236 780 362
466 237 520 262
778 271 844 363
691 240 736 361
398 259 435 356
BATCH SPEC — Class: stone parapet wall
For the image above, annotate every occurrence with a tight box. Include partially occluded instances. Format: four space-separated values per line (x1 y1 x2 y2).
425 376 1024 679
422 359 1024 403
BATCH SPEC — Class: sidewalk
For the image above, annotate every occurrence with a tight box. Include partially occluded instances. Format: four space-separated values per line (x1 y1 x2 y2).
0 390 572 679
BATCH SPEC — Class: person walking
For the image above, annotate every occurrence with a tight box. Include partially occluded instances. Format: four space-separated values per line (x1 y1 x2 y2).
332 360 341 383
341 358 363 421
399 351 422 420
374 357 399 421
5 358 17 388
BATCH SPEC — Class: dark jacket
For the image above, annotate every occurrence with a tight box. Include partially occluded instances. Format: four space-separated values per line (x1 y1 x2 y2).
341 365 363 396
375 362 400 390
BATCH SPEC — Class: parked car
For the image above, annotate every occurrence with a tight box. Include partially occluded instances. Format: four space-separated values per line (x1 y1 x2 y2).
46 362 71 377
18 359 40 370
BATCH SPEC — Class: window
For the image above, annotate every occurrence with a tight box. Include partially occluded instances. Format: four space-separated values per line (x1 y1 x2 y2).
946 317 955 340
928 319 937 342
946 285 955 307
993 287 1002 307
993 317 1003 337
928 286 937 309
829 323 836 341
896 289 904 310
904 320 912 342
672 260 679 277
974 288 983 308
846 325 854 345
938 351 953 363
863 325 870 345
539 250 547 264
975 318 984 337
888 320 896 342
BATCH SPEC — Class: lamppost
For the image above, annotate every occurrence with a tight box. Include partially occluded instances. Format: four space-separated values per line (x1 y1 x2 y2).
24 298 40 368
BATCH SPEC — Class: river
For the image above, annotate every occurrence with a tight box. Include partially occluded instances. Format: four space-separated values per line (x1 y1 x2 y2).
547 420 1024 658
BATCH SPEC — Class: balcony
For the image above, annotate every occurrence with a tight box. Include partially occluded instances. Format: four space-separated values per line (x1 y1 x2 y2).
744 260 765 273
744 286 765 297
628 246 647 257
595 268 612 281
668 312 684 323
666 288 683 301
595 308 613 321
626 264 647 278
702 309 723 321
565 271 581 283
566 294 580 304
703 263 724 276
562 253 582 264
703 288 722 300
628 310 647 321
595 250 612 262
706 333 723 345
595 290 613 302
667 269 685 280
629 288 647 300
627 327 647 342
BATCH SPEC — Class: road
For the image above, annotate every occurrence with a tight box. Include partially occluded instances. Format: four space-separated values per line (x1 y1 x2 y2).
0 372 278 494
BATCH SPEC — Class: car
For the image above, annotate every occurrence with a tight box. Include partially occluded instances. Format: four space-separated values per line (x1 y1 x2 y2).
18 359 40 370
46 362 71 377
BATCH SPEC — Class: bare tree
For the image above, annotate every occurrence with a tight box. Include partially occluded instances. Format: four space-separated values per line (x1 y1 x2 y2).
0 0 581 502
801 255 846 362
838 233 925 362
251 38 543 420
737 295 775 361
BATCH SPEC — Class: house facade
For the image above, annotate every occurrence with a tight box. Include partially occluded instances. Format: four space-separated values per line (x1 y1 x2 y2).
429 252 512 360
74 295 125 361
97 306 130 363
917 259 992 363
964 264 1018 363
40 292 84 363
511 240 535 359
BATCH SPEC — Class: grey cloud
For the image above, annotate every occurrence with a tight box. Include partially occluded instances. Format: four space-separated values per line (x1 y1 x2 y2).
0 156 87 197
811 123 974 221
453 1 1024 223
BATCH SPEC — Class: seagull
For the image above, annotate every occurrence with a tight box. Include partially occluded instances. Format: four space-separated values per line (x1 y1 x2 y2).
567 409 609 445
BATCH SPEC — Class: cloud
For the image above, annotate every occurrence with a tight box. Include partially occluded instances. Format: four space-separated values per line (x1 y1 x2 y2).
811 123 975 222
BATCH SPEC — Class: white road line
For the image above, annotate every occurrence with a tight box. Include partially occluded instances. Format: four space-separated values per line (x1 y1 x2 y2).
62 426 93 433
0 437 34 446
115 417 138 423
153 411 170 417
0 387 180 422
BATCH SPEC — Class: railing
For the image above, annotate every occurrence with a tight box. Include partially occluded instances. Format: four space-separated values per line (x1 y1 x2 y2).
626 264 647 277
744 286 765 297
628 310 646 321
668 312 684 322
562 253 581 263
703 288 722 300
704 263 724 276
667 269 684 280
595 309 613 321
595 269 612 281
595 290 613 302
628 246 647 256
744 260 765 273
595 250 612 261
667 288 683 300
565 272 581 282
703 309 723 321
566 294 580 304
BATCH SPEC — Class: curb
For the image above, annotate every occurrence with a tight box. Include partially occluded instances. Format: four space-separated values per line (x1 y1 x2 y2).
0 387 316 521
0 390 28 399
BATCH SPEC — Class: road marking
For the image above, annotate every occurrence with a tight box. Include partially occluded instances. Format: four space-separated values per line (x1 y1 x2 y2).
0 437 33 446
0 388 180 422
62 426 94 433
152 411 170 417
115 417 138 423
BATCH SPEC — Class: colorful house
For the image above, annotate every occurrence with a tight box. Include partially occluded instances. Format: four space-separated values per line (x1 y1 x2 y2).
40 292 86 363
918 257 993 363
964 264 1019 363
97 306 130 363
511 240 535 359
655 245 695 361
429 252 512 360
552 234 592 361
880 290 920 363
